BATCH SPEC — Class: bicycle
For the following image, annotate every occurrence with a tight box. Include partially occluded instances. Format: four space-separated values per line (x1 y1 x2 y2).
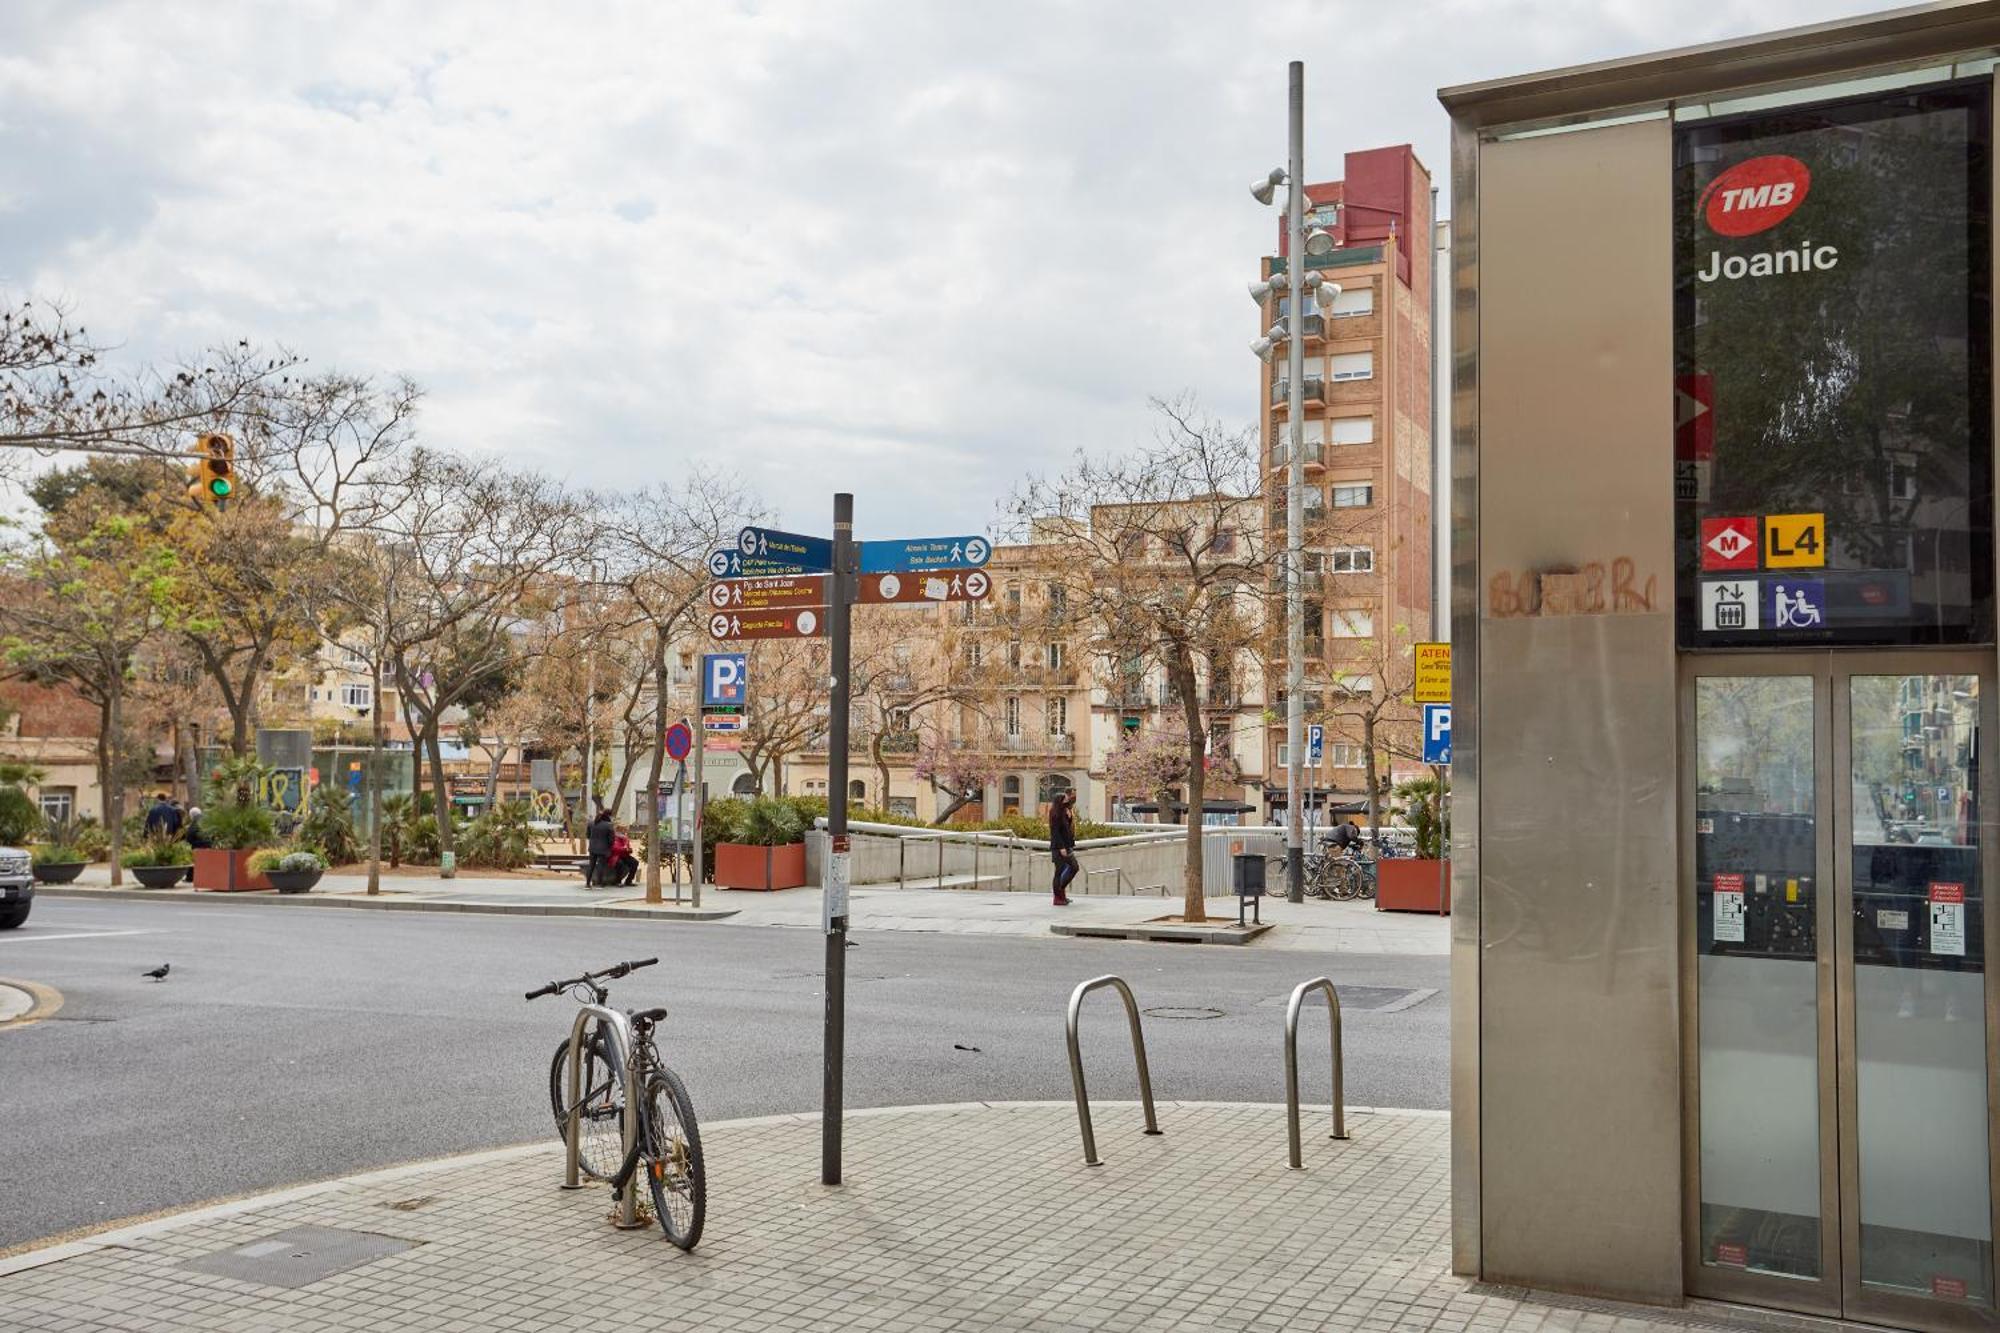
527 956 706 1251
1264 847 1375 900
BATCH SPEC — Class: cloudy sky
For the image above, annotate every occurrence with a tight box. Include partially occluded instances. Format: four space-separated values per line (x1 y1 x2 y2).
0 0 1891 536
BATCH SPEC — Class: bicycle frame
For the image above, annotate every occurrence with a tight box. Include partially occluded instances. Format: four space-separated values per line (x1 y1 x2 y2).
562 1002 645 1230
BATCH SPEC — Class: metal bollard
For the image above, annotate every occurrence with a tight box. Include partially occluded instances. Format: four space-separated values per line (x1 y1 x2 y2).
1284 977 1348 1169
1066 975 1163 1166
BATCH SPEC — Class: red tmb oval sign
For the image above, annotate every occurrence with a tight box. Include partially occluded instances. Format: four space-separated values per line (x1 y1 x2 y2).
1700 155 1811 236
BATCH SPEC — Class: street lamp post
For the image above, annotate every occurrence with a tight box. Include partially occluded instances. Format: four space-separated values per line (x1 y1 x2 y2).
1251 61 1337 904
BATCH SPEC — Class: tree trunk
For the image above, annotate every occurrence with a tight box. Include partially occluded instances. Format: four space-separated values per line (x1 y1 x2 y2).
366 655 384 895
425 721 453 872
931 784 980 825
643 630 668 902
1174 654 1205 923
871 733 889 812
1362 713 1381 841
100 687 123 888
182 721 202 806
483 745 503 807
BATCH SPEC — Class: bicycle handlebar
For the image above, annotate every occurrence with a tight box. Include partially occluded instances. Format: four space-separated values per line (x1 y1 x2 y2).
524 956 659 1002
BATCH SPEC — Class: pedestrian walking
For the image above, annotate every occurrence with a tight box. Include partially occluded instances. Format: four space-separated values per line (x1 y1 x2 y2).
585 807 614 887
144 793 182 838
1049 789 1079 906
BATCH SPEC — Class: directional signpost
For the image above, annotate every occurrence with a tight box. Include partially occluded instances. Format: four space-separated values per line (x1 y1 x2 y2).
708 608 825 641
857 568 991 605
708 575 828 611
859 534 990 574
703 506 999 1190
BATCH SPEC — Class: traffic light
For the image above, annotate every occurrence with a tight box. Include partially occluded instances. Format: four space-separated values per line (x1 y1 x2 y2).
186 433 235 509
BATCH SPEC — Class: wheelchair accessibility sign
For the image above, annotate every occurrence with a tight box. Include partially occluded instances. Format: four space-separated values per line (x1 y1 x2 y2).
1766 579 1824 630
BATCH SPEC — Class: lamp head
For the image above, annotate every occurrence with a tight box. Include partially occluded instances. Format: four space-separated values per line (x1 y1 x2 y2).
1250 167 1286 206
1304 227 1336 257
1247 278 1280 305
1250 337 1275 363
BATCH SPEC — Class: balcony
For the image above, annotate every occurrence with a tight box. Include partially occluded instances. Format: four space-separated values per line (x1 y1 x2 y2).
1269 504 1327 530
1271 377 1327 408
1267 569 1325 595
1116 686 1154 710
1269 441 1325 471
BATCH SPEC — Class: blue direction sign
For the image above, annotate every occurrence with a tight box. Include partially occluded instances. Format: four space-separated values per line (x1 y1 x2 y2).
859 534 991 575
707 547 806 580
1422 704 1452 766
738 525 833 572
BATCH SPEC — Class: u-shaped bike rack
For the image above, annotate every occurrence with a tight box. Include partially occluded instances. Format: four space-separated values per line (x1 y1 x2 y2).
1066 975 1163 1165
562 1003 646 1229
1284 976 1349 1168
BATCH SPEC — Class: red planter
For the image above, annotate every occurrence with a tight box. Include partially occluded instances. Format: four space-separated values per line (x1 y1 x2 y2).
1376 858 1450 914
193 847 273 892
714 841 807 891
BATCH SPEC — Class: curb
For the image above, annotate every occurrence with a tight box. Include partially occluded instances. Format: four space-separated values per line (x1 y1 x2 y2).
1049 919 1274 945
33 886 739 923
0 977 62 1030
0 1099 1437 1276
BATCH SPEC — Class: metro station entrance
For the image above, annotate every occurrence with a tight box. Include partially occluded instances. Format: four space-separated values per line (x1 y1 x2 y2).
1684 652 1998 1328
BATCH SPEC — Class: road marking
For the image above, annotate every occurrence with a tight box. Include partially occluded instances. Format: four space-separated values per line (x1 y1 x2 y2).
0 929 154 944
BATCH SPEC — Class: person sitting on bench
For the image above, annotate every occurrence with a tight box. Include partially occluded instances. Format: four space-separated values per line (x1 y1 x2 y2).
608 824 640 888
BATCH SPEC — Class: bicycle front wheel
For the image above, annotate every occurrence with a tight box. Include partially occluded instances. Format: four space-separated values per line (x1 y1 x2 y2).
548 1029 628 1181
641 1067 707 1250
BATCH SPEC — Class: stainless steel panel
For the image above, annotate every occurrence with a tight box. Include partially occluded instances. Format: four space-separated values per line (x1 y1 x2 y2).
1448 110 1482 1279
1475 116 1681 1303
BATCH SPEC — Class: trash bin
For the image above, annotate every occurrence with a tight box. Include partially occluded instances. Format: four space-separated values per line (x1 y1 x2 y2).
1232 852 1265 897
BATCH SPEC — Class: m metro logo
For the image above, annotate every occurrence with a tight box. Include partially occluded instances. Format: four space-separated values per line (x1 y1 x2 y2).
1700 155 1811 236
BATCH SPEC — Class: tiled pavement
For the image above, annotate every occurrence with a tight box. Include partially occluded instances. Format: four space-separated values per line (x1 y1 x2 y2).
5 1102 1755 1333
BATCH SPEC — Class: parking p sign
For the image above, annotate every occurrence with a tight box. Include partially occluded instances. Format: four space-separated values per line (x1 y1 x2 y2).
1423 704 1452 765
703 652 747 708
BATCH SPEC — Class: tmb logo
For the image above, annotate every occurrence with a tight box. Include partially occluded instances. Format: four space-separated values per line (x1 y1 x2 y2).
1700 155 1811 236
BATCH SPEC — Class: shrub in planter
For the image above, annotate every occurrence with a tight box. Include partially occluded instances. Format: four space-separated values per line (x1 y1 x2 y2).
123 835 194 889
298 794 361 867
31 840 87 883
193 755 278 891
252 848 326 894
714 797 808 891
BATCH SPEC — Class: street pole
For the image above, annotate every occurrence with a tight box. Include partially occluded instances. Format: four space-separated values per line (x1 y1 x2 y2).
1431 187 1450 912
691 717 705 910
1285 59 1307 905
822 491 854 1186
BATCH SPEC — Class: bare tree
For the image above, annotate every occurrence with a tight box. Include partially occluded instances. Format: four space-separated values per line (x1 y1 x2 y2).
1315 622 1423 839
1010 397 1272 922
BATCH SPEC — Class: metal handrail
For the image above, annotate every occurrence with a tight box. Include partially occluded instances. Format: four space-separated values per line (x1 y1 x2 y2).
1284 977 1349 1169
1065 975 1163 1165
563 1003 645 1228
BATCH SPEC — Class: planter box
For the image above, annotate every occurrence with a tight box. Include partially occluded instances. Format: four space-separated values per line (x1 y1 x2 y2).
714 841 807 891
130 865 191 890
1376 858 1451 914
265 869 323 894
32 862 84 884
193 847 272 892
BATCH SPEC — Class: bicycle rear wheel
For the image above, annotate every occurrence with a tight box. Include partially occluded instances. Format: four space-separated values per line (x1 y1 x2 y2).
548 1028 627 1181
640 1067 706 1251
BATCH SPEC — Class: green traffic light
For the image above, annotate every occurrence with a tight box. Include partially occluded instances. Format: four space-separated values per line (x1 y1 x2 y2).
209 477 232 497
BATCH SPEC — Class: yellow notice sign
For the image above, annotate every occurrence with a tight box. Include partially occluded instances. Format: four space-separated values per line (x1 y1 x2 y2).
1413 641 1451 704
1764 513 1825 569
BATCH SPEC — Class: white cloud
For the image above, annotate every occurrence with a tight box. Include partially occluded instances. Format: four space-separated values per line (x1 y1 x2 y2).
0 0 1893 533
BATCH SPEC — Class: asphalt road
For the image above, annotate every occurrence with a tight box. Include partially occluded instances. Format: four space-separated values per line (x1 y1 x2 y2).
0 898 1447 1249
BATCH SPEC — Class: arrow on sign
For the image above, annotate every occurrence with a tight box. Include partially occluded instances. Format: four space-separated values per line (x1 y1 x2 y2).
709 607 827 641
857 568 993 605
707 548 804 580
858 535 991 574
708 575 829 611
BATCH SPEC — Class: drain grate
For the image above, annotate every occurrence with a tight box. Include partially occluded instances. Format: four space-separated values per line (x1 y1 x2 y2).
179 1225 417 1289
1256 985 1436 1012
1142 1006 1225 1020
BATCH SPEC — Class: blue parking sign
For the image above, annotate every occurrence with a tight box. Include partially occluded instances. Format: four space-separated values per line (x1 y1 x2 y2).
1422 704 1452 765
703 653 747 707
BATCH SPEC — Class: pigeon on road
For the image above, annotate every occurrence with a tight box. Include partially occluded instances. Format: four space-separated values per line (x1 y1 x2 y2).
142 964 170 981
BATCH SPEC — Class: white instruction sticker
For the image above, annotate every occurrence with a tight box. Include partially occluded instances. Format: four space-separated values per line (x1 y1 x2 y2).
1714 873 1746 944
1929 883 1966 957
1877 909 1910 932
823 841 850 934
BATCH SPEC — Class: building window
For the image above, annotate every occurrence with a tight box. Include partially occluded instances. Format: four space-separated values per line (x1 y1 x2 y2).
1328 284 1374 318
1336 675 1375 695
1275 742 1290 767
1006 583 1021 612
886 796 918 817
966 640 983 668
1048 697 1068 735
1047 584 1068 618
1329 546 1374 573
1008 640 1022 668
37 787 74 823
1209 526 1237 555
1332 484 1373 508
848 779 866 801
1332 610 1374 638
1048 642 1066 671
1330 742 1364 768
1006 696 1021 736
341 684 374 710
1037 773 1074 807
804 780 828 795
1330 417 1374 446
1330 352 1373 382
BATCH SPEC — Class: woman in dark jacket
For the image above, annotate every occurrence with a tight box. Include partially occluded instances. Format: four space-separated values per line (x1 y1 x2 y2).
1049 790 1079 906
585 809 615 887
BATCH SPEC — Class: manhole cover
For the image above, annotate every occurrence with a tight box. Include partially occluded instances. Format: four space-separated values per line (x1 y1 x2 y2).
180 1225 416 1289
1143 1006 1224 1020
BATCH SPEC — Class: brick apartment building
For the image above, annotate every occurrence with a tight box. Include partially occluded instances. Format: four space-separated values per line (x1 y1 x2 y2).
1257 143 1435 821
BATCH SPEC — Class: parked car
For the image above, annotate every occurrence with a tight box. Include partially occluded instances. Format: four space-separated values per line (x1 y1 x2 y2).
0 845 34 929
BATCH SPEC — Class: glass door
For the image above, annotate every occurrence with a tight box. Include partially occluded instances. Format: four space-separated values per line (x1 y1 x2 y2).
1685 653 1999 1330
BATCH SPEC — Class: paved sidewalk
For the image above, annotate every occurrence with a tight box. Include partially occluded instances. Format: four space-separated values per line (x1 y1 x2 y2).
40 867 1448 954
1 1101 1710 1333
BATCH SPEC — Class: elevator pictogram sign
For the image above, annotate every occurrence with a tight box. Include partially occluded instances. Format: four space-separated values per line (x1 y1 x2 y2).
1700 516 1758 571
